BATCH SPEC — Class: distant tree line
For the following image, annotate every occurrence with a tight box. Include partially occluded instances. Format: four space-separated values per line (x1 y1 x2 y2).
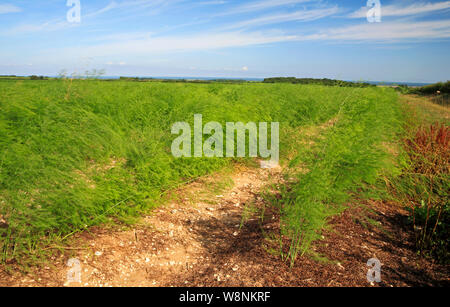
262 77 375 88
118 77 248 84
119 77 190 83
397 81 450 107
30 75 46 80
411 81 450 95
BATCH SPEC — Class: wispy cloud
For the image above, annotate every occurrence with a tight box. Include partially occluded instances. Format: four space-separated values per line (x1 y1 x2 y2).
223 6 339 30
55 19 450 61
196 1 227 5
86 0 184 18
57 31 297 58
349 1 450 18
306 20 450 41
217 0 313 16
43 17 450 61
3 19 78 36
1 0 178 36
0 4 21 14
84 1 119 19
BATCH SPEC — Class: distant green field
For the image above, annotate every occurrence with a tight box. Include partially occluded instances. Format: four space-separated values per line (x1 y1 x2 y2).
0 79 401 264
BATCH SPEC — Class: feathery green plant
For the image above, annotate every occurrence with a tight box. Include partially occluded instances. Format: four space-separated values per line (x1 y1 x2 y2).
0 79 401 265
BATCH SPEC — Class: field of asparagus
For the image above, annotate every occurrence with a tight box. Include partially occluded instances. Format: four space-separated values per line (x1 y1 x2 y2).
0 79 406 269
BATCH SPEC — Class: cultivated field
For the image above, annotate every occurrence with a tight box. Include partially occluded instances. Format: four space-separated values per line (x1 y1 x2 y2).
0 79 447 286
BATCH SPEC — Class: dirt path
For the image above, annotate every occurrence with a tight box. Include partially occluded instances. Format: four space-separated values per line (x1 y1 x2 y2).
1 163 284 287
1 160 448 287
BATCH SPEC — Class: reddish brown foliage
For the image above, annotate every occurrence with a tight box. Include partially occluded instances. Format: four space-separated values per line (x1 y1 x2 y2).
406 123 449 175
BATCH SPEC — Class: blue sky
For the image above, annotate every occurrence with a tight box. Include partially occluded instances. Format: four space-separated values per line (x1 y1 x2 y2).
0 0 449 82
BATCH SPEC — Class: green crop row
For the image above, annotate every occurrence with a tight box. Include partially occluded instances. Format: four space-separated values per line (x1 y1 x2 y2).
0 79 400 265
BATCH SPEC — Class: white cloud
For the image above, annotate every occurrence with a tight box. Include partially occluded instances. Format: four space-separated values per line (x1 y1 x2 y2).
197 1 227 5
218 0 313 16
45 18 450 62
349 1 450 18
242 66 249 71
86 0 181 17
94 32 154 42
0 4 21 14
85 1 119 18
305 20 450 41
3 19 78 35
223 6 339 30
56 31 297 58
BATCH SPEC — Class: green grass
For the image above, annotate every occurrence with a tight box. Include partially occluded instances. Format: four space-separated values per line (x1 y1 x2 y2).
400 95 450 126
0 79 401 265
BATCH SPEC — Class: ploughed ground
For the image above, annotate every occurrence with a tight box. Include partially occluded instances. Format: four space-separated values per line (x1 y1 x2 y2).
0 162 448 287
